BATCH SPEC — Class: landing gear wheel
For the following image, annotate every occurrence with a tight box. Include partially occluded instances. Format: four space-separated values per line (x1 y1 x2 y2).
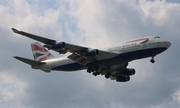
150 59 155 63
105 72 111 79
93 72 97 76
150 56 155 63
87 68 92 73
96 72 100 75
87 64 99 73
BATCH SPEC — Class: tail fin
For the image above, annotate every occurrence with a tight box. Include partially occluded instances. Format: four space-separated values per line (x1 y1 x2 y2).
31 42 54 61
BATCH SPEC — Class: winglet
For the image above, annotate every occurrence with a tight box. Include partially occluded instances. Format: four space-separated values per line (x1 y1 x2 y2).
11 28 19 33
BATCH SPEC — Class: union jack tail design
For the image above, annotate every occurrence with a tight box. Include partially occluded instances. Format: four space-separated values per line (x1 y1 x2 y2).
31 42 54 61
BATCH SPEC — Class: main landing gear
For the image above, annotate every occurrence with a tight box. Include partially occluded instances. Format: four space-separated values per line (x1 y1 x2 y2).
87 65 100 76
87 64 112 79
105 72 111 79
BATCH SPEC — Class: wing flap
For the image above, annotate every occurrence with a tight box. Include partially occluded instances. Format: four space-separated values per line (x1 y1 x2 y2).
14 56 46 66
68 53 90 65
65 43 87 53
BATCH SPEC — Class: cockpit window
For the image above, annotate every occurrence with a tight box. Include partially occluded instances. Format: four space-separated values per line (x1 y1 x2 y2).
155 36 160 38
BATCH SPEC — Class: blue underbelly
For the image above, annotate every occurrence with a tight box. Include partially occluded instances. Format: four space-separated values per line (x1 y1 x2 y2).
52 47 167 71
52 63 85 71
94 47 167 66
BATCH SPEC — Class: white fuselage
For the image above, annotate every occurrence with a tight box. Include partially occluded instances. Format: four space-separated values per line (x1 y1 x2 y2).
33 36 171 72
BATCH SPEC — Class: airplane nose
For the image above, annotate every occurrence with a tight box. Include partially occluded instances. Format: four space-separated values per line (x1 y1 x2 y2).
166 41 171 48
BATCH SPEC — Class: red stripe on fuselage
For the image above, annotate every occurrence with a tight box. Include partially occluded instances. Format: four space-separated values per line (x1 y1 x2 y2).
126 38 148 43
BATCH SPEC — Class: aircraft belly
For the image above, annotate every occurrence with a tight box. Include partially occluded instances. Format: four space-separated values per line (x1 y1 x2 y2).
52 63 85 71
94 47 167 66
52 47 167 71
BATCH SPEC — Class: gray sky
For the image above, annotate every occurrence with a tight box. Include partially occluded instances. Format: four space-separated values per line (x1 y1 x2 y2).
0 0 180 108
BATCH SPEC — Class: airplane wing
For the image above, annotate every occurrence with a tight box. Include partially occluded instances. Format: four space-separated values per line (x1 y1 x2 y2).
12 28 56 45
12 28 120 65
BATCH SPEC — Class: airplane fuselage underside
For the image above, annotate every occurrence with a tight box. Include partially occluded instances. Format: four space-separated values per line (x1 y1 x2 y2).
52 47 167 71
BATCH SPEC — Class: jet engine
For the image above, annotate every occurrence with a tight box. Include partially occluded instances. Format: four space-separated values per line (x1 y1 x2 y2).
116 76 130 82
86 49 99 56
121 68 135 76
51 42 66 50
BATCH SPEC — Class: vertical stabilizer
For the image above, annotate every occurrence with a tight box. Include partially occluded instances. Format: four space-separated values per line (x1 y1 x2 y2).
31 42 54 61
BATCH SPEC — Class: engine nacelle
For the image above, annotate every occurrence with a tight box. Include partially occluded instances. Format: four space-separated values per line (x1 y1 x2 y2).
121 68 135 76
116 76 130 82
86 49 99 56
51 42 66 49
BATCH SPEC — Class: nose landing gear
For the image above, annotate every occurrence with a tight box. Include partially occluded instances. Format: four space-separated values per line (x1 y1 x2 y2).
150 56 155 63
150 59 155 63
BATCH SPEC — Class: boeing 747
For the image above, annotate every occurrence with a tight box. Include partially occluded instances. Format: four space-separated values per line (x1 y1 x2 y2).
12 28 171 82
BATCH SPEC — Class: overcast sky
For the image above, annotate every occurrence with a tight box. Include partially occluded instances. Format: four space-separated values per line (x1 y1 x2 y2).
0 0 180 108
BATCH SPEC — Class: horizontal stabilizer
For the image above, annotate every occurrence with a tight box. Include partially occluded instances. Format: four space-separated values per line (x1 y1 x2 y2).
13 56 46 66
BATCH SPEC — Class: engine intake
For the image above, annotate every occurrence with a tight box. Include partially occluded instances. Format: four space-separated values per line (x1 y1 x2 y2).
51 42 66 50
86 49 99 56
121 68 135 76
116 76 130 82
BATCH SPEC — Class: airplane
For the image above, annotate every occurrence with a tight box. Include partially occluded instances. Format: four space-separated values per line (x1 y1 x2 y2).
12 28 171 82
